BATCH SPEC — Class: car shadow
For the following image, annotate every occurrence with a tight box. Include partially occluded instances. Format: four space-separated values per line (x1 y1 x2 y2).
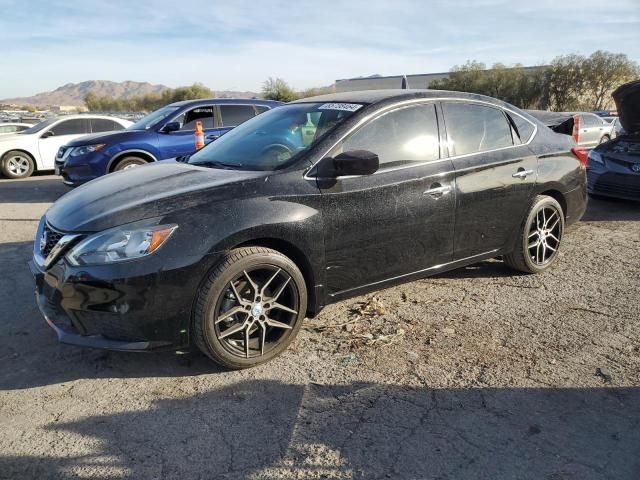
582 196 640 222
1 380 638 479
0 174 68 204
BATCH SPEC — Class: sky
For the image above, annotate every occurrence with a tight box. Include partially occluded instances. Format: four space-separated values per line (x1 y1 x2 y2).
0 0 639 98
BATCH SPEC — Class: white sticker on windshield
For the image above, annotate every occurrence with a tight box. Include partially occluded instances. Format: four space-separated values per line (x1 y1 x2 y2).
318 103 363 112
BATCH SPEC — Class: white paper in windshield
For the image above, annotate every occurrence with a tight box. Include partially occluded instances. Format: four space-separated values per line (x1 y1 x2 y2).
318 103 363 112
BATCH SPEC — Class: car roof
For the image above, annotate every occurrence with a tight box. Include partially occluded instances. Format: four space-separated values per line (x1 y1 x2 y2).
168 98 283 108
293 89 510 107
45 114 130 122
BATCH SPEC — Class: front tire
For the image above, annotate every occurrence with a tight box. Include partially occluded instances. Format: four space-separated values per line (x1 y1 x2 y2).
1 150 35 179
504 195 565 274
193 247 307 369
112 156 147 172
599 135 610 144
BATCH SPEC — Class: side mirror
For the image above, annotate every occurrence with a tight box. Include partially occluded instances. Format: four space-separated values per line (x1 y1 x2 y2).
333 150 379 176
162 122 180 133
41 130 55 139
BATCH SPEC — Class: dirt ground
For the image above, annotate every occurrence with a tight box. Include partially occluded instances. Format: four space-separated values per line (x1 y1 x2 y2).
1 174 639 479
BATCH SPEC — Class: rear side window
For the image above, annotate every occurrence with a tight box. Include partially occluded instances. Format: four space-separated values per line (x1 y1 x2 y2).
255 106 270 114
91 118 123 133
0 125 18 133
581 114 602 127
508 113 535 143
443 103 513 156
219 105 257 127
177 107 215 130
50 119 90 136
338 103 440 168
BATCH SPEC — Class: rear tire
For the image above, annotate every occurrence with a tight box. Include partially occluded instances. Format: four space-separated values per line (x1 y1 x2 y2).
504 195 565 274
112 156 147 172
1 150 35 179
193 247 307 369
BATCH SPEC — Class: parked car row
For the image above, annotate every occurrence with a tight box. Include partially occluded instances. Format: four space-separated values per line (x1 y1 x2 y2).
0 99 281 182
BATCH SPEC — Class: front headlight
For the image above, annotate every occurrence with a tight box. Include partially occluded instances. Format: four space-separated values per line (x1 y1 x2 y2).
70 144 106 157
588 150 604 165
66 224 177 266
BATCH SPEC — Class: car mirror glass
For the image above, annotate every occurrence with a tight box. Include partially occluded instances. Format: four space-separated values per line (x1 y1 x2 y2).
162 122 181 133
333 150 379 176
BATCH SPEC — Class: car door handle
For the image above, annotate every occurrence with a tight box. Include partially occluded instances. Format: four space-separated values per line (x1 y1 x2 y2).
206 134 220 141
424 184 452 198
512 169 534 179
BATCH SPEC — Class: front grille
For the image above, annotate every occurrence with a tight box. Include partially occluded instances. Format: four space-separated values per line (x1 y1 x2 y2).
74 311 145 342
592 173 640 198
42 224 64 258
56 146 69 161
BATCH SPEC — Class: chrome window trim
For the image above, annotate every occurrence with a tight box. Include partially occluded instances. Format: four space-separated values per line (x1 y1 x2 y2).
303 97 538 181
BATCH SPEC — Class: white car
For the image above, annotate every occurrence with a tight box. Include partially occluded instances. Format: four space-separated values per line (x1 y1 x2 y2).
0 115 132 179
0 123 32 135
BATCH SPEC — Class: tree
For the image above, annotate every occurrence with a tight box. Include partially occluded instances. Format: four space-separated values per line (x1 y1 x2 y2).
84 83 214 112
262 77 298 102
541 54 586 111
581 51 639 110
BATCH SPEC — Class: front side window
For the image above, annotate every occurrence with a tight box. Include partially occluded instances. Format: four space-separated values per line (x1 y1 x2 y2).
188 102 363 171
127 106 180 130
443 103 513 156
219 105 257 127
334 104 440 168
174 107 215 130
50 119 90 136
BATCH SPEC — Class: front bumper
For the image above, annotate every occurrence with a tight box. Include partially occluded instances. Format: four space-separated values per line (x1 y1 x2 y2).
587 167 640 201
29 259 177 351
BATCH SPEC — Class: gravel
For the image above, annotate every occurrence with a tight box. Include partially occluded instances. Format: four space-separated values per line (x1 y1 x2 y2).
1 175 639 479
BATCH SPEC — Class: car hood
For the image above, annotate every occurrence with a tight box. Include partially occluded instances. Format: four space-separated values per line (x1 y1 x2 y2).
46 161 266 232
64 129 144 147
613 80 640 135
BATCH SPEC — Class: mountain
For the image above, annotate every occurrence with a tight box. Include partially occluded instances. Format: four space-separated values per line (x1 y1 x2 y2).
0 81 261 107
1 80 170 107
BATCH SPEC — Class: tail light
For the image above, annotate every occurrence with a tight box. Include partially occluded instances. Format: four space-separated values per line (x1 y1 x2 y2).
571 147 589 169
572 115 581 143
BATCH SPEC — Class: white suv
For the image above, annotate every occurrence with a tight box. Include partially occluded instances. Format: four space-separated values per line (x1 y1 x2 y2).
0 115 132 179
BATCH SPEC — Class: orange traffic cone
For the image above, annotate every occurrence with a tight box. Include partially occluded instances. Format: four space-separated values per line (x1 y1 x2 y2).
195 121 204 149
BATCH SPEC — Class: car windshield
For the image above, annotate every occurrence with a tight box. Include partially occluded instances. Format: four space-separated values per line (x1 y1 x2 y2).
18 118 58 134
127 106 180 130
188 102 363 170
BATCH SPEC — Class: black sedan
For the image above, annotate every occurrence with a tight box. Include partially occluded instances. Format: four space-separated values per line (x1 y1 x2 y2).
587 80 640 201
31 90 587 368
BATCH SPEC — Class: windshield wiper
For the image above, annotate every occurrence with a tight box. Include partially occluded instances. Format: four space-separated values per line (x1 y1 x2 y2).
193 160 243 169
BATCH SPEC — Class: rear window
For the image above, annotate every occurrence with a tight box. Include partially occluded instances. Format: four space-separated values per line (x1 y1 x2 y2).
219 105 257 127
443 103 513 156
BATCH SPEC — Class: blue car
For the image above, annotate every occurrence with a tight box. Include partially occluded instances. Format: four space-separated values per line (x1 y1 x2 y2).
56 98 282 186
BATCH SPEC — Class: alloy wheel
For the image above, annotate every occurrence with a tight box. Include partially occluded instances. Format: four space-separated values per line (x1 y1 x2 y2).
212 266 299 359
527 205 562 266
7 155 30 176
